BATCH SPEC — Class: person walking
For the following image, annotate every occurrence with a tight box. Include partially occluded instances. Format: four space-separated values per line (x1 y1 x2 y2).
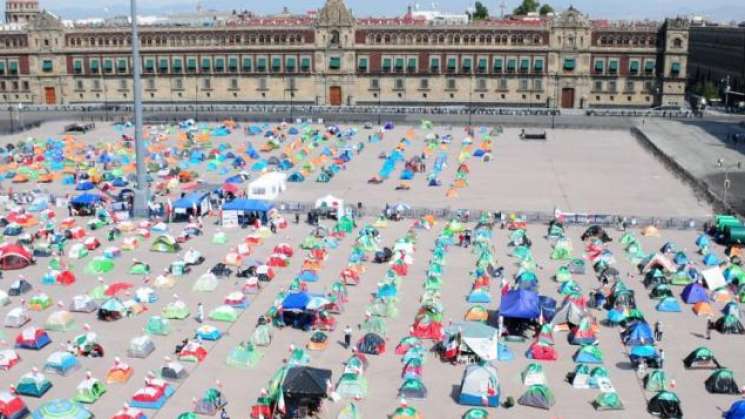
343 325 353 349
706 315 714 340
654 321 663 342
659 348 665 369
196 302 204 324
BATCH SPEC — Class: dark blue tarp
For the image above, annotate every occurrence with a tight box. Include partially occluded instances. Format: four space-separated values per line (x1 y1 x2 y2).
282 292 310 310
725 399 745 419
71 194 102 205
500 289 540 319
173 192 209 209
681 282 708 304
222 199 274 213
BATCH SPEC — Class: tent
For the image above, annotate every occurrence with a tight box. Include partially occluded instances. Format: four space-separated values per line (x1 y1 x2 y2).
252 323 272 346
0 391 29 419
526 341 558 361
127 335 156 358
98 297 128 321
715 314 745 334
336 372 368 399
593 392 624 411
549 300 585 328
16 371 52 397
247 173 287 201
31 399 92 419
647 391 682 418
130 380 174 409
44 351 80 376
226 343 263 368
621 321 654 346
223 198 275 224
4 307 30 328
45 310 76 332
179 341 208 363
0 244 34 270
73 377 106 404
706 368 740 394
725 400 745 419
681 282 708 304
684 347 719 369
644 370 669 392
209 305 239 323
106 362 133 384
518 384 556 410
500 289 540 319
151 235 179 253
15 327 51 350
458 364 500 407
196 324 222 341
398 377 427 400
145 316 171 336
656 297 682 312
0 348 20 371
194 388 227 416
568 317 598 345
357 333 385 355
161 361 188 380
442 321 499 362
573 345 604 364
522 363 547 386
629 345 660 368
173 191 210 219
193 273 218 292
163 301 190 319
281 366 333 416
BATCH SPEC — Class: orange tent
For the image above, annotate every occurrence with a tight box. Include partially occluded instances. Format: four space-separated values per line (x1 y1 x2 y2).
692 302 713 316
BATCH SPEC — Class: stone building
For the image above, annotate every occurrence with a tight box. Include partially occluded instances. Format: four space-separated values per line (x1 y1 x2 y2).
0 0 688 108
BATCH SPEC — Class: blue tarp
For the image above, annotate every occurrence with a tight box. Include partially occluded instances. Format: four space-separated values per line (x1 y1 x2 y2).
173 192 209 209
681 282 708 304
622 321 654 346
499 289 540 319
223 199 274 213
656 297 682 312
538 296 557 322
282 292 310 310
71 194 102 205
725 399 745 419
75 181 95 191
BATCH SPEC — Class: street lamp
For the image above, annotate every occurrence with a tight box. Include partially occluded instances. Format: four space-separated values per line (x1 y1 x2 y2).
468 78 473 127
552 73 560 129
377 85 382 126
130 0 149 217
716 158 742 211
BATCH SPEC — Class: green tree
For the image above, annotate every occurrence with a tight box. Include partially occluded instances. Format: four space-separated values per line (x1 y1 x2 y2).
539 4 554 15
692 81 719 100
472 1 489 20
513 0 540 15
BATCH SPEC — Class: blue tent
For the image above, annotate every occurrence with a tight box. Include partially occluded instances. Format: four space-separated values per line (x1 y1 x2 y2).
288 172 305 182
538 296 557 322
251 160 268 172
71 194 102 206
621 321 654 346
297 270 319 283
400 169 414 180
75 181 95 191
174 192 209 211
696 234 710 248
673 251 689 266
629 344 659 364
224 175 245 184
112 178 128 187
656 297 682 312
500 289 540 320
467 289 492 304
222 199 274 224
703 253 720 266
725 399 745 419
282 292 310 311
681 282 708 304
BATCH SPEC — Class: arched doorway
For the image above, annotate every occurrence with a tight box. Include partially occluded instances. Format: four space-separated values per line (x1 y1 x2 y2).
561 88 575 108
329 86 342 106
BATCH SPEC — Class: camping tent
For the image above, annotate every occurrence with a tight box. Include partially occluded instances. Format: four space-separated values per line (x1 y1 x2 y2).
31 399 92 419
4 307 30 328
127 335 156 358
458 364 500 407
593 392 624 411
73 377 106 404
226 343 263 368
0 244 33 270
336 373 369 399
442 321 499 361
518 384 556 410
223 198 275 225
44 351 80 376
0 391 29 419
684 347 720 369
500 289 540 319
647 391 682 418
706 368 740 394
281 366 333 416
16 371 52 397
15 327 51 350
161 361 188 380
247 172 287 200
151 235 179 253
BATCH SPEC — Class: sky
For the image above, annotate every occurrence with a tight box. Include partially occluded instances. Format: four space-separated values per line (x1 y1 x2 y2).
7 0 745 22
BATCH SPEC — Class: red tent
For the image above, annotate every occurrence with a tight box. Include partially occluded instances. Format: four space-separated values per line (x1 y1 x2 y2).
0 244 33 270
56 270 76 286
527 341 558 361
15 327 51 350
273 243 294 257
267 254 288 268
0 391 28 419
105 282 133 297
222 183 240 194
411 315 442 340
112 406 147 419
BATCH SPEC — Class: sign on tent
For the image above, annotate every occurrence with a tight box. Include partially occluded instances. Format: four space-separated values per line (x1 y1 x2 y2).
597 378 615 393
702 267 726 290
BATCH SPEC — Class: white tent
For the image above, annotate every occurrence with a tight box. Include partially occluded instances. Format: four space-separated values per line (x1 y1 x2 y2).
247 172 287 201
315 194 344 218
702 267 727 290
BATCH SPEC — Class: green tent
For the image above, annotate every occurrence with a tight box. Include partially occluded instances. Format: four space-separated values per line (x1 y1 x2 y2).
593 391 624 411
177 413 198 419
518 384 556 410
555 266 572 283
251 324 272 346
212 231 227 245
551 239 573 260
151 235 180 253
361 316 387 336
32 399 92 419
463 408 489 419
73 378 106 404
522 363 547 386
644 369 669 392
163 301 190 319
129 261 150 275
209 305 239 322
145 316 171 336
226 343 263 368
391 406 421 418
86 257 114 274
337 402 362 419
335 216 356 233
336 372 369 399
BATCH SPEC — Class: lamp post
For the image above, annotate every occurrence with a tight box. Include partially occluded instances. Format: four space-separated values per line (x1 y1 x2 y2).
8 105 14 133
468 77 473 127
377 85 382 126
552 73 560 129
717 158 742 211
130 0 149 217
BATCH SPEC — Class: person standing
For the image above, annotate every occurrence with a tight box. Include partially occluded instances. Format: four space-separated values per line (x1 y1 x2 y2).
196 302 204 323
659 348 665 369
343 325 353 349
654 321 663 342
706 315 714 340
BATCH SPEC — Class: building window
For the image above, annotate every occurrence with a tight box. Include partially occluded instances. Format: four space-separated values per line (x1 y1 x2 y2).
286 57 296 73
629 60 640 75
519 58 530 73
533 79 543 91
534 58 544 73
202 78 211 90
673 38 682 48
625 81 635 92
156 58 167 73
187 58 197 73
271 57 282 72
214 57 225 72
446 78 456 90
382 57 392 73
119 79 127 90
300 57 311 72
394 57 404 73
73 60 83 75
519 79 529 91
563 57 576 71
41 60 53 73
419 79 429 90
447 57 457 73
230 79 238 90
174 79 183 90
407 57 417 73
75 80 84 90
172 58 182 73
644 60 655 75
462 57 472 73
477 57 487 74
146 79 155 90
370 79 379 90
92 80 100 90
327 56 340 71
357 57 368 72
594 81 603 92
608 59 619 75
144 58 154 73
594 59 604 74
256 57 267 72
394 78 404 90
493 58 503 73
476 78 487 91
430 57 440 73
498 78 508 90
506 58 516 73
671 62 681 77
258 78 267 90
118 59 128 74
201 57 211 72
609 81 617 92
89 59 99 74
228 57 238 72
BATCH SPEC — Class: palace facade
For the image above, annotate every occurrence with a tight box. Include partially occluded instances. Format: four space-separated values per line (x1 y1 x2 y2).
0 0 689 108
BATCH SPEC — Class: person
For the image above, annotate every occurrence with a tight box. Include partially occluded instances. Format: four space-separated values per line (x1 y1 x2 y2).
706 315 714 340
659 348 665 368
654 321 663 341
344 325 353 349
196 302 204 323
220 408 230 419
294 213 300 224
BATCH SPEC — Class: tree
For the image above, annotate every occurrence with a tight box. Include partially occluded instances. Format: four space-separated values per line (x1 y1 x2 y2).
472 1 489 20
513 0 540 15
691 81 719 100
539 4 554 16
